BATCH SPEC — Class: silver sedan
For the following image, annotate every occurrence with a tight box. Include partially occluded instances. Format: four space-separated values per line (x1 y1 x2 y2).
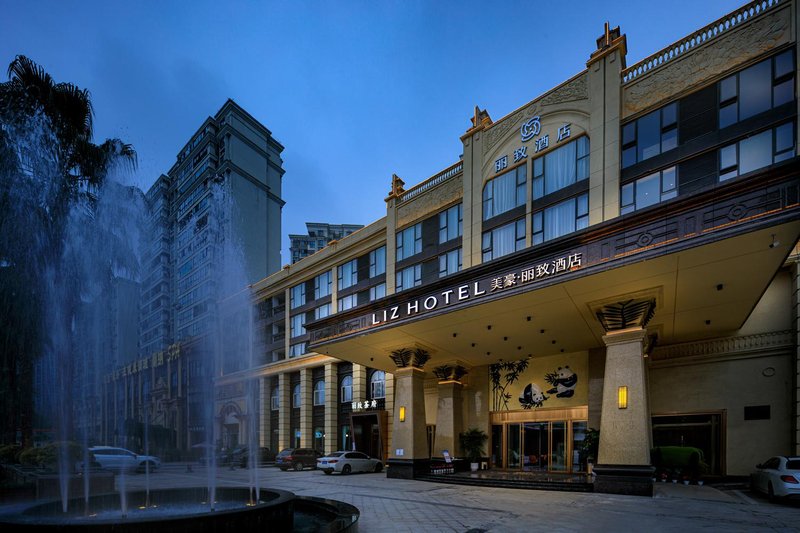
317 451 383 475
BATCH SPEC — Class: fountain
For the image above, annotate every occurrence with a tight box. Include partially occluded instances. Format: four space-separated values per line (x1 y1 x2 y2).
0 66 358 531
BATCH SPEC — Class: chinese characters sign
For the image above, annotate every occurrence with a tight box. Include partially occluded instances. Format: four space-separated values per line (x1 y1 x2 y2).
494 117 573 174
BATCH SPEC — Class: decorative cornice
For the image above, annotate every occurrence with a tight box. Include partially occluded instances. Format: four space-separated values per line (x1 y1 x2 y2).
432 364 468 383
650 330 793 366
389 347 431 370
596 299 656 332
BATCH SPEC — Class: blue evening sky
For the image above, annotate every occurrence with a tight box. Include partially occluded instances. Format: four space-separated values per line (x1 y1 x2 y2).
1 0 743 263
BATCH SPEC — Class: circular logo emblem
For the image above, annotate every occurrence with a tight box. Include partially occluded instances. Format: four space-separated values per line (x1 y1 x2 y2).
520 116 541 142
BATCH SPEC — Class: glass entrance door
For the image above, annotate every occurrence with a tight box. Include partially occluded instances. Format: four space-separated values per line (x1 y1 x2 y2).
507 424 521 469
522 422 549 471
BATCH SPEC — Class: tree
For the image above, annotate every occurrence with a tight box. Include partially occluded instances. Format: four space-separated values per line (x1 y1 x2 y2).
0 55 136 445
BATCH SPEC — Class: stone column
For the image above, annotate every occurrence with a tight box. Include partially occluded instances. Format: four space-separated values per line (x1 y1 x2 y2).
278 373 290 451
594 326 654 496
352 364 367 404
384 372 395 458
434 381 463 458
299 368 312 448
387 365 428 479
791 256 800 455
324 363 338 455
259 377 269 448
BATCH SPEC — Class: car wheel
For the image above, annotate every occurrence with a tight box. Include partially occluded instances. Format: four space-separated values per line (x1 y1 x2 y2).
374 462 383 473
768 482 776 502
342 464 351 475
324 470 332 475
279 467 289 471
294 462 304 471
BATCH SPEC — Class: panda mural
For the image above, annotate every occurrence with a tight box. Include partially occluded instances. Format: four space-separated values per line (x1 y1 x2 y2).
545 366 578 398
519 382 549 409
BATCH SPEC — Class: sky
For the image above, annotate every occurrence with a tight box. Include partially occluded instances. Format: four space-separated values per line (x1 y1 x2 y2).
1 0 745 263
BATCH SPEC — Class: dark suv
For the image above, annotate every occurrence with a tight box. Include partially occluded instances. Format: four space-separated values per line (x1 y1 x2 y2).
275 448 321 471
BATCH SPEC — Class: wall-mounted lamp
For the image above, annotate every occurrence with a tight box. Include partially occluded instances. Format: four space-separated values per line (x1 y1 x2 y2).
618 386 628 409
399 406 406 422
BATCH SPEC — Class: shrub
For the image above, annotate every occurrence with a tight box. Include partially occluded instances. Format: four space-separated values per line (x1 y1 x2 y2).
0 444 22 464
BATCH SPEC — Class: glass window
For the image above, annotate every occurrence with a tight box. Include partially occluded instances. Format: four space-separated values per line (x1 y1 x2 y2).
370 371 385 399
396 223 422 261
621 102 678 168
369 246 386 277
620 167 677 215
290 313 306 338
338 293 358 311
340 376 353 403
314 271 332 299
483 165 526 220
439 248 462 277
439 203 463 243
718 122 795 182
369 283 386 301
289 342 307 358
482 218 526 262
533 194 589 244
292 384 301 408
290 283 305 309
337 258 358 290
314 303 331 320
313 380 325 406
271 388 279 410
533 137 590 199
719 50 795 128
396 264 422 292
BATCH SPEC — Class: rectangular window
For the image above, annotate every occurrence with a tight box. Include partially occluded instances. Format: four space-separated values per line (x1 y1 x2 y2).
533 194 589 244
483 165 526 220
338 293 358 312
314 303 331 320
621 102 678 168
439 248 462 277
620 167 677 214
482 218 525 262
369 246 386 277
290 313 306 338
396 223 422 261
337 258 358 290
314 271 332 299
289 342 307 358
396 264 422 292
313 382 325 406
719 122 795 182
719 49 795 129
439 203 463 243
290 283 305 309
533 136 590 198
369 283 386 301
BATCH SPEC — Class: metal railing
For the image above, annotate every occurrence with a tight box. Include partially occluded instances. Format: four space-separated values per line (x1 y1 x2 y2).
398 161 463 203
622 0 782 84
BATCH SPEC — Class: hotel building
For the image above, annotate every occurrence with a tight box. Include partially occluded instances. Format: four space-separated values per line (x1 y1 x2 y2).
218 0 798 494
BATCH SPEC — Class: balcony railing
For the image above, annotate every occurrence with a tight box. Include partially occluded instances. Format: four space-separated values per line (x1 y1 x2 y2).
398 161 463 203
622 0 782 84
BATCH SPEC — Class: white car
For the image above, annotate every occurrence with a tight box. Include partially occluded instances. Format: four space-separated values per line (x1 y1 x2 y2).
750 456 800 501
317 451 383 475
88 446 161 473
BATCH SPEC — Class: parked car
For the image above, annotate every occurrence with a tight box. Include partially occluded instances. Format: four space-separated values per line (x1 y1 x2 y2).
88 446 161 473
317 451 383 475
751 456 800 501
232 446 276 467
275 448 321 471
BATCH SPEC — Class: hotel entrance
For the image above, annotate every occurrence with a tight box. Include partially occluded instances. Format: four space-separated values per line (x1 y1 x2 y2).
490 408 588 473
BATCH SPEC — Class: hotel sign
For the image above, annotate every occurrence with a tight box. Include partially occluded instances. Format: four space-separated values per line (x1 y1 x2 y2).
495 118 572 173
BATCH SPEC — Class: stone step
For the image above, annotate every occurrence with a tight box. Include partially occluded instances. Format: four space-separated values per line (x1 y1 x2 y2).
416 475 594 492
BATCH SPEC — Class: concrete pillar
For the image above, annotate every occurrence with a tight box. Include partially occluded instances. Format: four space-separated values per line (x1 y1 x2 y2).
434 381 463 457
278 373 290 451
384 372 395 455
259 377 269 448
594 327 653 496
300 368 312 448
791 257 800 455
387 367 428 479
324 363 338 455
353 364 367 404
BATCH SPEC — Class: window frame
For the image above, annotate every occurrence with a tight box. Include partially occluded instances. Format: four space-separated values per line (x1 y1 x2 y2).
620 166 678 215
370 371 386 400
439 203 463 244
482 165 526 220
337 258 358 291
533 136 590 199
621 102 678 168
532 193 589 244
396 263 422 292
481 218 526 262
340 375 353 403
396 223 422 261
313 380 325 406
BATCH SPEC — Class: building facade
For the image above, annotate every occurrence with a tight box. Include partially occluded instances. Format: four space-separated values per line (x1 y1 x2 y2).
221 0 799 494
102 100 286 453
289 222 365 264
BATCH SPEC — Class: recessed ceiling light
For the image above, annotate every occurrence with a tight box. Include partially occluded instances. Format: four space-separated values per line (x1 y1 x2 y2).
486 351 491 356
452 333 457 338
487 325 492 330
503 336 508 341
540 329 545 334
471 343 476 347
517 346 522 350
526 316 532 321
551 340 556 344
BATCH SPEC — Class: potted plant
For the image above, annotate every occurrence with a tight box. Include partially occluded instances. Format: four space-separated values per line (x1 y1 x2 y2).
459 428 488 472
580 428 599 475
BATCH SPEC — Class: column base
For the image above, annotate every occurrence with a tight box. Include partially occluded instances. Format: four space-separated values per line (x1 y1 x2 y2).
592 464 655 496
386 458 430 480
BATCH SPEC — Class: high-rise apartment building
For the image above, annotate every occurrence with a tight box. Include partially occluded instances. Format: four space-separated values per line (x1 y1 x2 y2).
289 223 364 263
104 100 285 450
